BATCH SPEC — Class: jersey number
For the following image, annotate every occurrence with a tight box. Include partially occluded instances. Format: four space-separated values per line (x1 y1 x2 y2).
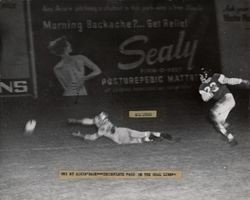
204 82 219 93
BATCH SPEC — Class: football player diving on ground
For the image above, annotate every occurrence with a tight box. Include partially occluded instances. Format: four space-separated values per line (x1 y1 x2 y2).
199 68 250 145
68 112 180 144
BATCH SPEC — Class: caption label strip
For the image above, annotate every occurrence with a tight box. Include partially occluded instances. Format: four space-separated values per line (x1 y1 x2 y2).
129 110 157 118
59 170 181 179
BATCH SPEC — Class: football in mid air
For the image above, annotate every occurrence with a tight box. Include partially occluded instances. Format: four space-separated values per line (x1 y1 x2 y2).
24 119 37 135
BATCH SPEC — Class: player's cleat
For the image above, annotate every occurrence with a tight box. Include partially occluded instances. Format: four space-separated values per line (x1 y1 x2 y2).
148 134 162 141
228 138 238 146
152 132 161 137
227 133 234 142
226 133 238 146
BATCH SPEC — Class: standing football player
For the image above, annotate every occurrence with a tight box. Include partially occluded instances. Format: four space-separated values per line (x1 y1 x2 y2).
68 112 180 144
199 68 250 145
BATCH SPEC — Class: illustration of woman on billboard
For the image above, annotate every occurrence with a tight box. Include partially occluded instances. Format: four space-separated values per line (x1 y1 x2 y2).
48 36 102 96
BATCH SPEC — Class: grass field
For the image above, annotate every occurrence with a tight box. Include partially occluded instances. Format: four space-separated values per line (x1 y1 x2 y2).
0 93 250 200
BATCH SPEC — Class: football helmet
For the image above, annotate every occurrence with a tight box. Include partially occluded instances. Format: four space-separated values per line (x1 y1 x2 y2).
94 112 109 127
199 67 212 82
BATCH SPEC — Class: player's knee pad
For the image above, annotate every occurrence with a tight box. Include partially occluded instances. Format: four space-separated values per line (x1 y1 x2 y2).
148 134 158 141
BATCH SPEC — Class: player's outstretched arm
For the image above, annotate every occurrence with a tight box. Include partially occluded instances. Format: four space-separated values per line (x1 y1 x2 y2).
219 74 250 88
72 131 85 138
84 133 100 141
72 131 101 141
68 118 95 125
218 74 243 85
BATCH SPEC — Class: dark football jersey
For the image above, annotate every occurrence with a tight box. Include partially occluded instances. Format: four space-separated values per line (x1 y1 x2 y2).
199 73 230 101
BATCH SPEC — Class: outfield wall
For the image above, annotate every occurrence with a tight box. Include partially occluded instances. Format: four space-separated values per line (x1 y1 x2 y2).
215 0 250 79
0 0 249 98
29 0 221 97
0 0 34 97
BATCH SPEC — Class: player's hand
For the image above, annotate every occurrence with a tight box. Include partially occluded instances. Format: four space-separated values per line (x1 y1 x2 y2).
72 131 82 137
202 92 213 102
241 80 250 89
68 118 83 124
